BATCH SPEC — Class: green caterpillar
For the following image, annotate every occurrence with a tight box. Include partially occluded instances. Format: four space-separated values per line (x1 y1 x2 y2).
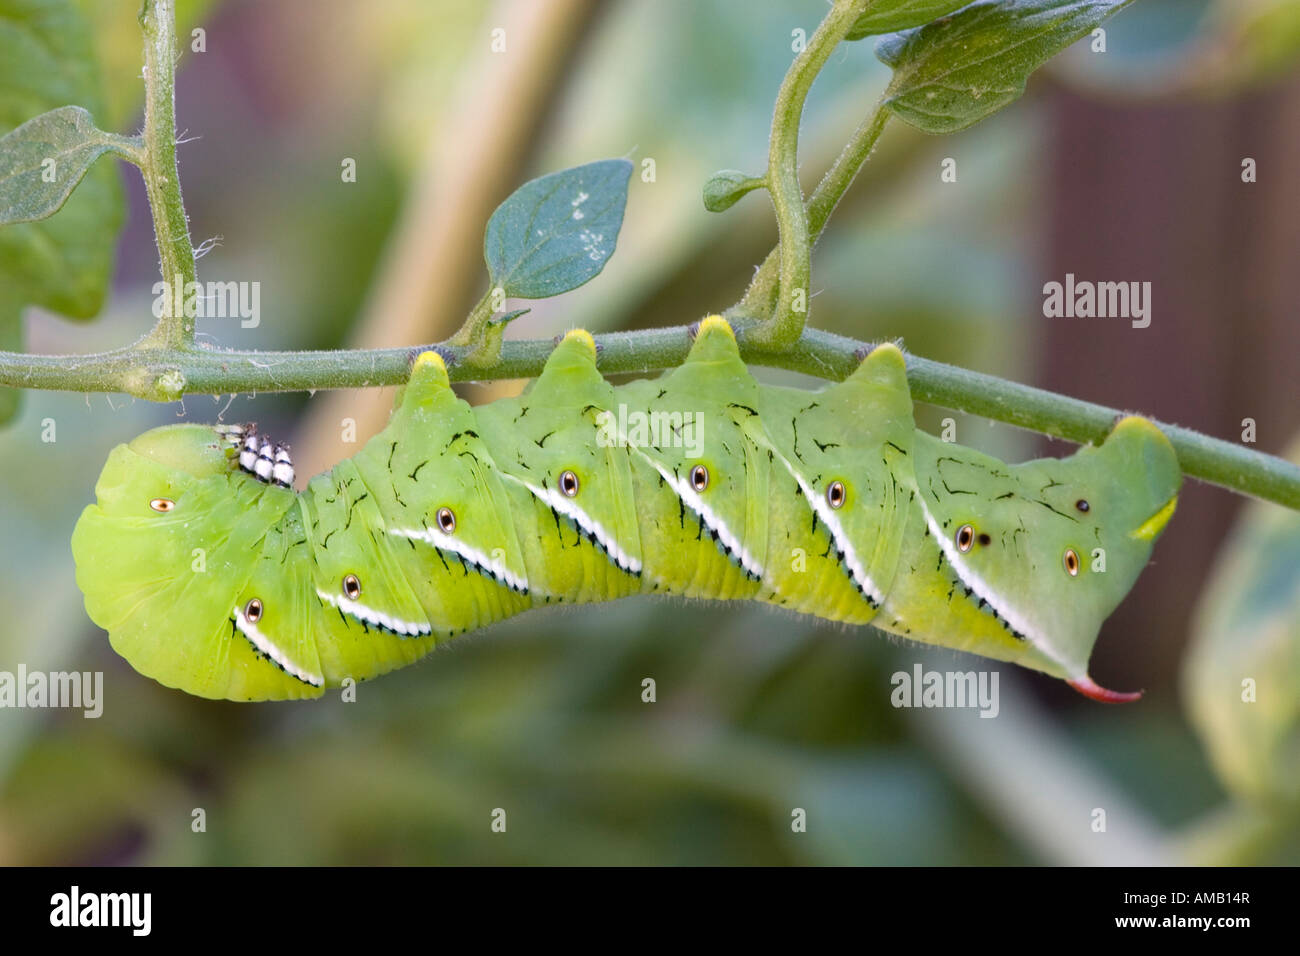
71 317 1181 702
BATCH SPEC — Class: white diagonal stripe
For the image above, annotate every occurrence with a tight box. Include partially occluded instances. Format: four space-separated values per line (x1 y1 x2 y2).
389 525 529 593
913 497 1074 676
500 473 642 574
233 605 324 687
774 452 885 607
315 589 432 637
632 448 764 580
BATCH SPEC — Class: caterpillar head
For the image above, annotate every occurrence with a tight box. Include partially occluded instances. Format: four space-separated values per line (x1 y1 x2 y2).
1004 417 1181 699
72 424 302 699
909 416 1180 701
85 425 243 515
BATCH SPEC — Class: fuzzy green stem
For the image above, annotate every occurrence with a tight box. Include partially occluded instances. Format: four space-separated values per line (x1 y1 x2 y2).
746 0 871 350
447 287 502 365
1 326 1296 510
733 102 891 323
137 0 199 350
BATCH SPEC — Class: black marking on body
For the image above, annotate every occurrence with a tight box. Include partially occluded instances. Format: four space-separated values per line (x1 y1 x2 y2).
342 492 369 531
424 533 529 595
698 515 761 582
1034 498 1079 521
931 545 1027 642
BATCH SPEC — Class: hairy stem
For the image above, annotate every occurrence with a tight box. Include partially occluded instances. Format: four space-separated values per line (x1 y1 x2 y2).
746 0 871 350
448 287 500 360
2 325 1296 509
734 103 891 322
137 0 199 350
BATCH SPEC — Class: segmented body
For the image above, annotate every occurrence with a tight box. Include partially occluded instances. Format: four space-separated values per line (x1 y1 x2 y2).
72 317 1180 701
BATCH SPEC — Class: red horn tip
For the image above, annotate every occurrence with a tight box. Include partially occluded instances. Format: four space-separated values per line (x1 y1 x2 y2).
1067 676 1144 704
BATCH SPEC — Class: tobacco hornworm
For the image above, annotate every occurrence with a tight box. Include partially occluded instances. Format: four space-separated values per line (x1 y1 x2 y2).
71 317 1181 702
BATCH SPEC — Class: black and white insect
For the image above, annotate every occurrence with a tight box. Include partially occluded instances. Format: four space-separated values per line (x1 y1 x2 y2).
216 424 294 488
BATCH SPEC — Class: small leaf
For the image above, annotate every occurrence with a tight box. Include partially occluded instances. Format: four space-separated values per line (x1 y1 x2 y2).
845 0 970 40
0 106 121 225
876 0 1136 134
489 307 530 328
0 0 125 322
484 158 632 299
702 169 765 213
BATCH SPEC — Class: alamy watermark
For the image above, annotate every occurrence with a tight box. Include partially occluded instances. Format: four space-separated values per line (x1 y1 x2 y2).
1042 273 1151 328
596 404 704 458
891 663 999 718
0 666 102 718
152 273 261 328
50 886 150 936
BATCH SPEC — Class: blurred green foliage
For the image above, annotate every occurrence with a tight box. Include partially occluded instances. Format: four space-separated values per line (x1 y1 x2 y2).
0 0 127 422
1185 437 1300 812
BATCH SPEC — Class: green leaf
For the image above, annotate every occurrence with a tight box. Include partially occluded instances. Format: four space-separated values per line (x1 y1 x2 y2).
702 169 765 213
484 158 632 299
489 307 531 329
0 0 125 320
846 0 971 40
1185 436 1300 808
0 106 125 225
876 0 1135 134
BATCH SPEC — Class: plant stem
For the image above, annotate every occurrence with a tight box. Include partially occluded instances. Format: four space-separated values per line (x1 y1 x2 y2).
2 325 1297 509
733 103 891 323
447 287 500 361
137 0 198 350
746 0 871 350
